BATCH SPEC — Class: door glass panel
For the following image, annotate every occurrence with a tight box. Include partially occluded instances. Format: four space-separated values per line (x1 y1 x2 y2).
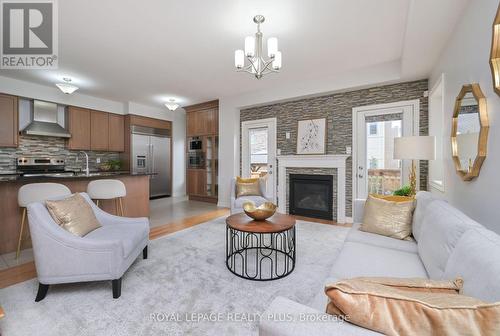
366 120 402 195
249 127 269 179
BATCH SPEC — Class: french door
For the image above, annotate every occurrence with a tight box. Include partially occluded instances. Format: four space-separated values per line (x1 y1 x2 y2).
353 100 419 200
241 118 277 202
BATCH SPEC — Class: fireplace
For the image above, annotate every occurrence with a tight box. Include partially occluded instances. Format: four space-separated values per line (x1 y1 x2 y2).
289 174 333 220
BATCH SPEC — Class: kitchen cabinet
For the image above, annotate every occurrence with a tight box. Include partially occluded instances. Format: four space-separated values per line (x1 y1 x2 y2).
186 102 218 136
187 169 207 196
108 113 125 152
90 110 109 151
0 93 18 148
185 100 219 203
67 106 91 150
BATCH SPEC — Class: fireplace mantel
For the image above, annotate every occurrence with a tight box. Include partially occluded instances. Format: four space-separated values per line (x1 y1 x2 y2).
276 154 350 223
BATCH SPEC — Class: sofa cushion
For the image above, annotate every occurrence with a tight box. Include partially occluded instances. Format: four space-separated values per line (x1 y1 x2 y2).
331 242 428 280
412 191 436 241
418 200 481 279
443 228 500 302
233 195 268 210
347 223 418 253
45 193 102 237
85 223 149 258
360 195 415 240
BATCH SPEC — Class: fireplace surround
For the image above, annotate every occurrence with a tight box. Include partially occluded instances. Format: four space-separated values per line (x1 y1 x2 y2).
277 154 350 223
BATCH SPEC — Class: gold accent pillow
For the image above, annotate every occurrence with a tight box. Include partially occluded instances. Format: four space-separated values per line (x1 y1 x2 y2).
325 278 500 336
236 177 262 198
46 193 102 237
360 194 415 240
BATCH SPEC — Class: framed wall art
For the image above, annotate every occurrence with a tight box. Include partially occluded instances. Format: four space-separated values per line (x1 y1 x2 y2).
296 118 326 154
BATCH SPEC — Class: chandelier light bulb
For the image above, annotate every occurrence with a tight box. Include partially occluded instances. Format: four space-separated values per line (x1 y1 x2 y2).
267 37 278 58
244 36 255 57
235 50 244 69
272 51 282 70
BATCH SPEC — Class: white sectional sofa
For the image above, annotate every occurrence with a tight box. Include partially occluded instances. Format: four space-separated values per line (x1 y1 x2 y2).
259 192 500 335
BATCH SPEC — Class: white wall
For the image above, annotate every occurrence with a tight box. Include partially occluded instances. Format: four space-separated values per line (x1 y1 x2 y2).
218 61 402 207
172 110 186 197
429 0 500 232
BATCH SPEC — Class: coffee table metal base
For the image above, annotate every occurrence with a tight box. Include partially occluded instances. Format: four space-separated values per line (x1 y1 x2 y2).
225 225 296 281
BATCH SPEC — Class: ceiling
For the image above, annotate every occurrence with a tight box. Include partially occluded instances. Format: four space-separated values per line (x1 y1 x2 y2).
0 0 469 108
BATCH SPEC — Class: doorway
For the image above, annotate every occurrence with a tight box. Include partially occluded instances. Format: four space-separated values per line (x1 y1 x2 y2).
353 100 419 201
241 118 277 202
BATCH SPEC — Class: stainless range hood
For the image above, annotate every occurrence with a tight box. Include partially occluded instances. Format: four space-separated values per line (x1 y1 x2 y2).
21 100 71 138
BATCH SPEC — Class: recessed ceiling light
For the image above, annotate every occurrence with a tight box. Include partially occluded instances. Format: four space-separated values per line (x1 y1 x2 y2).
56 77 79 94
164 98 179 111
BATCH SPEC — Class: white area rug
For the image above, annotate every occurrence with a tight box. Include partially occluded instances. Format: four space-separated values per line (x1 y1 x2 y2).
0 217 348 336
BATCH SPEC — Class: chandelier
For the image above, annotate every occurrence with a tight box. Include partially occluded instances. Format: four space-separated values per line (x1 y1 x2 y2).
234 15 282 79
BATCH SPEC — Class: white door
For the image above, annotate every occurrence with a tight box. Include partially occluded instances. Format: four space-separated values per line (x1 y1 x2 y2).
353 100 419 200
241 118 277 202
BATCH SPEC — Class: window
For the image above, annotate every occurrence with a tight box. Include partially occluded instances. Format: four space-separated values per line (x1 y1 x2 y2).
369 123 378 135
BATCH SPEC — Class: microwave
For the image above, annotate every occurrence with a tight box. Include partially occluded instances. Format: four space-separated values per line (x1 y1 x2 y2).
189 137 203 151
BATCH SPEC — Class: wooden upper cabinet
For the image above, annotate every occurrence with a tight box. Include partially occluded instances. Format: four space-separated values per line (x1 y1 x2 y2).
185 100 218 137
0 93 18 147
186 111 196 136
108 113 124 152
186 108 218 136
90 110 109 151
67 106 91 150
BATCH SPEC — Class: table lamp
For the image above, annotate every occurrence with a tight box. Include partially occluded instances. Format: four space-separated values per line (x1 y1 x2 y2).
394 136 436 196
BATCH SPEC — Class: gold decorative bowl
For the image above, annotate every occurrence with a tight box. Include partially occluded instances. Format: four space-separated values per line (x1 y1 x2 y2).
242 201 277 221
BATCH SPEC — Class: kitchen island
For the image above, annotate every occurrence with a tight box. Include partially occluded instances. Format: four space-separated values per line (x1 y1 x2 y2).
0 172 150 254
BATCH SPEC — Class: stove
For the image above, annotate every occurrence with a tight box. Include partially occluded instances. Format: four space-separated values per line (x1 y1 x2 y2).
16 157 75 177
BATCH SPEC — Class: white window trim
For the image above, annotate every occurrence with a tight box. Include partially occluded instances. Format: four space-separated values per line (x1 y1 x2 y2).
428 74 446 193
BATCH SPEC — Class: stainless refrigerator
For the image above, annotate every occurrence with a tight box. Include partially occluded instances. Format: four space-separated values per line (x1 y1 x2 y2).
131 125 172 198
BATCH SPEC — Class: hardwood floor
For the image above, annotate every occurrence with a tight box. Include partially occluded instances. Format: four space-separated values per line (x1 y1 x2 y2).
0 208 229 289
149 208 229 239
0 261 37 289
0 209 351 289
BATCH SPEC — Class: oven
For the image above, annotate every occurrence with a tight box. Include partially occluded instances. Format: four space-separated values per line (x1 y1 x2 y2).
188 137 203 151
188 152 205 169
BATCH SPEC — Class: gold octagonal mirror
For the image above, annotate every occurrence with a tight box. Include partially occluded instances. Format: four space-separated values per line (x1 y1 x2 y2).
451 84 489 181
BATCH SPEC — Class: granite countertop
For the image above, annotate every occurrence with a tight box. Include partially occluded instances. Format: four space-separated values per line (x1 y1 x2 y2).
0 171 156 182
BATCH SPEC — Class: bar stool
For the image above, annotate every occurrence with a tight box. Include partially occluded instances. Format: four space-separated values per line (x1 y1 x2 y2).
87 179 126 216
17 183 71 259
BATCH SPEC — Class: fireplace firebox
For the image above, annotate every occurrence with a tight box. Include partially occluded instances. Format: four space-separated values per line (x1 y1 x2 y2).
289 174 333 220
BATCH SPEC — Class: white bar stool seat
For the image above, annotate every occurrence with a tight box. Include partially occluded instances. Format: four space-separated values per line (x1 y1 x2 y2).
17 183 71 259
87 179 127 216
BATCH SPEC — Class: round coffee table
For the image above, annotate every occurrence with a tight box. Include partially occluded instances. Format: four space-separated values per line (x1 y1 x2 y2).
225 212 296 281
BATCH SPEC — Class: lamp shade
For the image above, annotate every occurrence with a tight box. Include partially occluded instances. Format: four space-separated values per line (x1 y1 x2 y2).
394 136 436 160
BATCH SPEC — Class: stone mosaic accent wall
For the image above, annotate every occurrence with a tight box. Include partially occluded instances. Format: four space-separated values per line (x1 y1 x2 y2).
0 135 120 173
241 79 429 217
286 167 338 221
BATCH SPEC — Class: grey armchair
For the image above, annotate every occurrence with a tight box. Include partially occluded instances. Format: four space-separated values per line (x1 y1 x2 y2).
27 192 149 301
230 177 272 214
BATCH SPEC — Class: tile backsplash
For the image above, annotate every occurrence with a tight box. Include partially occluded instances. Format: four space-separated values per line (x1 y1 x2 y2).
0 135 120 173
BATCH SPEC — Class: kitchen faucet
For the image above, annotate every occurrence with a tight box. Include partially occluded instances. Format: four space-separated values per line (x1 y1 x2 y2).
77 151 90 176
